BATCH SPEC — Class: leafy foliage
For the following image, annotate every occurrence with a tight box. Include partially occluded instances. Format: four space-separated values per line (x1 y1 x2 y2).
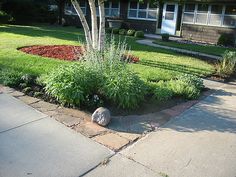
168 74 204 100
217 34 235 47
217 50 236 77
119 29 127 35
41 63 99 107
0 69 24 87
127 29 136 36
152 81 173 101
134 31 144 38
102 67 147 109
161 33 169 42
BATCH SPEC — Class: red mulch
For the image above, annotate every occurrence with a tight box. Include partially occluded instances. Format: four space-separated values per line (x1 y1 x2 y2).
19 45 84 61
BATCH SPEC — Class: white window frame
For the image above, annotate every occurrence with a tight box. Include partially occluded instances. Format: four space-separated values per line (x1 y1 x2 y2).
127 1 158 21
65 2 87 16
182 3 236 28
105 1 120 17
96 1 120 17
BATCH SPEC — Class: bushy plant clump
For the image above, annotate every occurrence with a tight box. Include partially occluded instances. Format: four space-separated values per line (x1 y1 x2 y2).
217 34 235 47
0 10 12 24
112 28 119 34
217 50 236 77
41 63 99 107
127 29 136 36
152 81 173 101
0 69 24 87
134 31 144 38
119 29 127 35
168 74 204 100
102 67 147 109
161 33 170 42
42 39 146 109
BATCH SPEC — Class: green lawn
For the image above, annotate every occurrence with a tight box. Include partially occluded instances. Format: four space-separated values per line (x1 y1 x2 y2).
153 39 236 57
0 24 215 82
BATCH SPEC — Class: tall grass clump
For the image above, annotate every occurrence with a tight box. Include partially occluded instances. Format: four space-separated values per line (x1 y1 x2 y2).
217 50 236 77
42 37 146 110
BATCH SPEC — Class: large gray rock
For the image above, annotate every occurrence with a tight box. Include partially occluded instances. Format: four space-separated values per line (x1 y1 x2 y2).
92 107 111 126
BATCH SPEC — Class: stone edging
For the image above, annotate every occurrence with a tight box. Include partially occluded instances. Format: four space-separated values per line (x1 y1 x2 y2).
0 85 210 151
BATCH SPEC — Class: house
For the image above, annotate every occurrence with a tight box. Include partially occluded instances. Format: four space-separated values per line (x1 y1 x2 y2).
64 0 236 44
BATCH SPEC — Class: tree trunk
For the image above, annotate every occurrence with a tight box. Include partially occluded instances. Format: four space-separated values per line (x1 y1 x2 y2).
98 0 105 51
58 0 66 25
88 0 98 50
71 0 92 49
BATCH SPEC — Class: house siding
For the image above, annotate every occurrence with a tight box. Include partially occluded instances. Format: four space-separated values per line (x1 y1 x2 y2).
182 24 236 44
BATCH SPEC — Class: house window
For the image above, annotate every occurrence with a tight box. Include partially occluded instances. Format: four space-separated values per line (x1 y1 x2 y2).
209 5 223 26
183 3 236 28
65 1 86 15
105 1 120 17
128 1 158 21
96 1 120 17
223 5 236 27
183 4 195 23
195 4 208 24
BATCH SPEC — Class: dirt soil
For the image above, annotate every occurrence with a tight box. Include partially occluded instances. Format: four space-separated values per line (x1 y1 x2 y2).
19 45 84 61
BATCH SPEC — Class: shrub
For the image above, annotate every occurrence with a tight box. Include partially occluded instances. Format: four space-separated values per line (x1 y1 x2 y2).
112 28 120 34
105 28 113 34
0 69 24 87
127 29 136 36
217 33 235 47
153 81 173 101
0 10 12 24
102 67 147 109
119 29 127 35
134 31 144 38
168 74 203 100
161 33 170 42
41 63 99 107
217 50 236 77
21 74 37 85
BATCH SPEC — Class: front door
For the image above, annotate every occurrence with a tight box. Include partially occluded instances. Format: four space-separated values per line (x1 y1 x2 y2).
161 3 178 35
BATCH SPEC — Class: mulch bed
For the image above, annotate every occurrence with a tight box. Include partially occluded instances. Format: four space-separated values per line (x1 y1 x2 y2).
19 45 84 61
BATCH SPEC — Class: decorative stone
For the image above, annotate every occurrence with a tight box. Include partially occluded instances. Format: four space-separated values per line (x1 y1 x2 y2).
92 107 111 126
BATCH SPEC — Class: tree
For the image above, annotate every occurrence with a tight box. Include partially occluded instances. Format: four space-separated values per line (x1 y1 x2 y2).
71 0 158 51
71 0 105 51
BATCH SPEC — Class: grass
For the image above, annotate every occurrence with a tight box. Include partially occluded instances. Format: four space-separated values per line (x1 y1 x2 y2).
0 24 215 82
153 39 236 57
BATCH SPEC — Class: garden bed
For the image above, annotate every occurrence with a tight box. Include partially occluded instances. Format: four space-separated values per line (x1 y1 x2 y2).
19 45 84 61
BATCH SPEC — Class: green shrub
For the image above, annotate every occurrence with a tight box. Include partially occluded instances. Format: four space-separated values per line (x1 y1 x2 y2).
112 28 120 34
168 74 203 100
217 33 235 47
119 29 127 35
21 74 37 85
217 50 236 77
127 29 136 36
105 28 113 34
0 69 24 87
41 63 99 107
161 33 169 42
153 81 173 101
134 31 144 38
0 10 12 23
102 67 147 109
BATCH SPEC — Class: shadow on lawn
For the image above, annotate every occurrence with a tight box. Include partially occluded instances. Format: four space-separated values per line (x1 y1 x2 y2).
139 59 213 76
0 25 86 43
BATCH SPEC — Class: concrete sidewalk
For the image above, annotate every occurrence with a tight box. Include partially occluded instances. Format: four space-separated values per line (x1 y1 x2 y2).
0 93 113 177
86 82 236 177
